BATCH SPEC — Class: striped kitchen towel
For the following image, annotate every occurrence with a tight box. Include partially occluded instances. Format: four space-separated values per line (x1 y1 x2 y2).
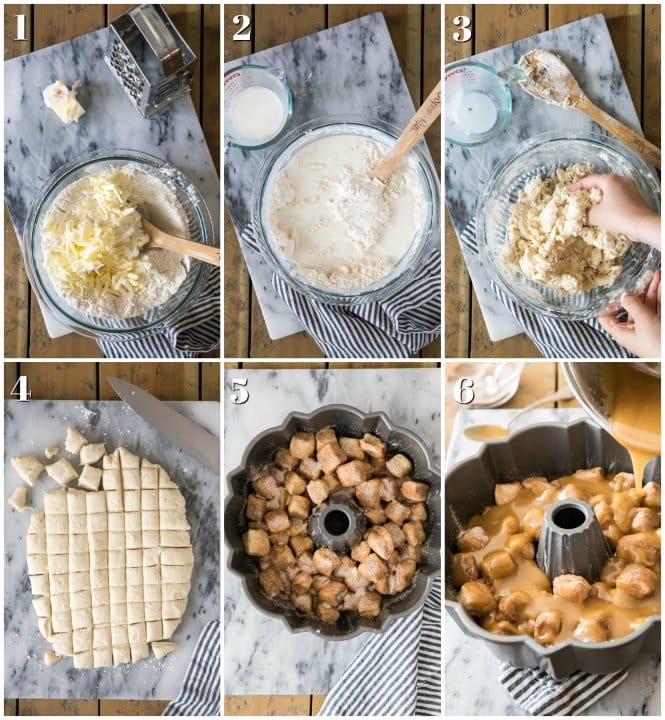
318 577 441 716
499 663 628 716
241 226 440 358
459 218 637 359
163 620 221 716
98 266 220 358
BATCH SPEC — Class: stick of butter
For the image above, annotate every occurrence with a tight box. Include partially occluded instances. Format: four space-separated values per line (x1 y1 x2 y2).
42 80 85 124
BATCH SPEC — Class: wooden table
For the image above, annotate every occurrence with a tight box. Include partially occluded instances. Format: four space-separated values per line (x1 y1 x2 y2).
4 360 218 715
444 4 661 358
224 3 441 359
4 4 220 359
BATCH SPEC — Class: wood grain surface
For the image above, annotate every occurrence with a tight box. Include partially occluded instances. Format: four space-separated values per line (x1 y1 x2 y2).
4 360 218 715
4 4 220 359
444 4 661 358
223 3 441 359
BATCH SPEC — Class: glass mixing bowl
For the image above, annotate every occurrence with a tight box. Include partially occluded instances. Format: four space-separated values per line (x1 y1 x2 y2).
251 115 440 305
477 131 661 319
23 149 214 341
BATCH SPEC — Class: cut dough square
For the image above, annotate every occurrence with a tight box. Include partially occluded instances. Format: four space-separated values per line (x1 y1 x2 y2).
143 566 161 586
8 486 30 512
119 448 140 469
71 608 93 631
92 586 110 607
111 624 129 646
80 443 106 466
106 491 124 513
102 468 122 490
126 530 142 549
159 489 185 511
50 593 70 614
73 651 94 669
29 574 49 595
90 550 109 570
127 602 145 623
50 632 73 656
108 549 125 568
162 565 192 584
162 583 191 602
73 627 93 653
45 446 59 460
143 547 159 567
113 645 131 666
159 468 175 488
125 511 141 532
49 573 69 595
122 468 141 490
123 490 140 511
86 491 107 514
110 601 127 623
70 572 91 593
163 598 187 619
161 547 194 566
108 513 125 533
28 512 46 534
93 624 112 649
89 532 108 552
46 459 79 486
66 490 87 514
130 642 149 663
108 532 126 551
108 568 126 586
93 648 113 667
145 601 162 622
51 611 73 634
45 513 68 535
12 455 45 487
65 427 88 454
44 490 69 514
160 510 191 531
141 490 158 510
93 603 111 625
38 617 53 638
48 534 69 555
152 641 177 659
126 549 143 568
146 620 163 643
87 513 108 533
27 554 49 575
127 584 144 603
142 530 159 548
48 554 69 575
125 566 143 585
32 595 50 617
27 533 46 555
68 514 88 534
70 589 92 611
162 619 180 639
78 465 102 492
103 449 120 469
144 583 161 602
140 464 159 489
128 622 147 644
160 530 191 547
90 569 108 589
141 510 159 531
69 552 90 573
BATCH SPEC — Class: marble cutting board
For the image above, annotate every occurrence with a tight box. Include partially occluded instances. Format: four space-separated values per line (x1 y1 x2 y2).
4 27 220 339
4 400 220 700
445 14 647 342
224 367 441 694
224 12 435 341
445 408 661 716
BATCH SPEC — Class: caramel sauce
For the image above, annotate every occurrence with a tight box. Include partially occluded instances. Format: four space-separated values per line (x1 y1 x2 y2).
461 470 660 645
604 364 661 490
463 424 509 442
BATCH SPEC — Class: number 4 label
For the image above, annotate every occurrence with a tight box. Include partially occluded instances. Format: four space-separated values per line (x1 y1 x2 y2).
11 375 31 402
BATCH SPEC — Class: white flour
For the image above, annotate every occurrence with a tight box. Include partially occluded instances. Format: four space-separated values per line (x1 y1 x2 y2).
41 165 190 319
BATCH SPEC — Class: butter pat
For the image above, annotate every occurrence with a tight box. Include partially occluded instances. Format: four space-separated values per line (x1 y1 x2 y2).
42 80 85 124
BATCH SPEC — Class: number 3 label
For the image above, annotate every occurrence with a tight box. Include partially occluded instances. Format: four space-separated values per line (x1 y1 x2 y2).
453 15 472 43
231 377 249 405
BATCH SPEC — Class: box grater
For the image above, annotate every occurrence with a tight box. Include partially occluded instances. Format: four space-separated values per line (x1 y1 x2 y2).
104 4 196 118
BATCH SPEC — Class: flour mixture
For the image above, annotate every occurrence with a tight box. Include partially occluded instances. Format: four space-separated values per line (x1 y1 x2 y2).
502 163 630 294
266 129 427 292
42 165 190 319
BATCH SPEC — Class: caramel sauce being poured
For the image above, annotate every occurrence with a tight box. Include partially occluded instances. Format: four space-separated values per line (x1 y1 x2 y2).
604 364 661 490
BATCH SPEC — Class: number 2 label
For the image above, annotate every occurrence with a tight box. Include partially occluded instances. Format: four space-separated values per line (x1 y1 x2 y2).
233 14 251 41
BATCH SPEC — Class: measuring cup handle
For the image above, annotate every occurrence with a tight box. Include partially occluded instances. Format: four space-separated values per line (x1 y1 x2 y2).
130 5 183 75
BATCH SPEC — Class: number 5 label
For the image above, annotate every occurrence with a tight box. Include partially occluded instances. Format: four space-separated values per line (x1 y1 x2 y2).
231 377 249 404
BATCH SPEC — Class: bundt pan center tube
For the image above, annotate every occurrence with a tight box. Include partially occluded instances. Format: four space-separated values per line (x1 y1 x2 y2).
445 419 660 679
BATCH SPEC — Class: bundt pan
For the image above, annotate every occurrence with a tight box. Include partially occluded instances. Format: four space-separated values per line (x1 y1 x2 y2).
445 419 661 679
226 404 441 639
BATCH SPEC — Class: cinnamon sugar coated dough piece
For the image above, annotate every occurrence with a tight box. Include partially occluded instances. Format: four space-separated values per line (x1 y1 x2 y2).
24 434 193 669
502 163 630 294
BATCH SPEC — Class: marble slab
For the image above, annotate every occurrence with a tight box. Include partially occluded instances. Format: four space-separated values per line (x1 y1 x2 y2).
4 27 220 338
223 367 441 694
445 407 661 716
4 400 220 700
224 12 434 341
445 14 645 342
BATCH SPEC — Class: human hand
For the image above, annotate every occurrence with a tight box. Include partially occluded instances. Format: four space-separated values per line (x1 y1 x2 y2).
598 271 661 358
569 173 660 249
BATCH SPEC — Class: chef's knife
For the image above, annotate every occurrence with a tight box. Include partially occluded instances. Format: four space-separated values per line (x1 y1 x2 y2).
108 377 219 474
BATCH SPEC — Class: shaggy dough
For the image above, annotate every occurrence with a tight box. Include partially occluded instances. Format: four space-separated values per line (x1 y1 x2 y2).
502 163 630 294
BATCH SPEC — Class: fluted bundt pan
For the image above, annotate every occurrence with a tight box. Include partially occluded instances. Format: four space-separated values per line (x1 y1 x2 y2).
226 404 441 639
446 419 661 679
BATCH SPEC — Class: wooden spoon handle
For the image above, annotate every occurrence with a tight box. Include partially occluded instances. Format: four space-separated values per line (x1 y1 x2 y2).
578 96 661 168
370 80 441 183
149 234 221 266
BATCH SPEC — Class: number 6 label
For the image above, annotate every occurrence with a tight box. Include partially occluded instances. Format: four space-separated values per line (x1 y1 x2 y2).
454 377 475 405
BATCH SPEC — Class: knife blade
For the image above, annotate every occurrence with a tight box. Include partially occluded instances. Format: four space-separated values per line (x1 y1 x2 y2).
108 377 219 474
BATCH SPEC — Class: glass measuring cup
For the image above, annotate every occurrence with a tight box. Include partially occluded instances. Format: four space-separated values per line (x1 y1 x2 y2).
445 60 512 146
224 64 293 150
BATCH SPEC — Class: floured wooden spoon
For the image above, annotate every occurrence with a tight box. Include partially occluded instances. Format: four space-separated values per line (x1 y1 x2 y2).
370 80 441 183
142 217 221 266
518 49 660 168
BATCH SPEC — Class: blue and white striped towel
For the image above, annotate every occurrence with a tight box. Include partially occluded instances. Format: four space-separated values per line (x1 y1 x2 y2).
163 620 221 716
318 577 441 716
499 663 628 716
98 267 220 358
241 226 440 358
460 218 635 358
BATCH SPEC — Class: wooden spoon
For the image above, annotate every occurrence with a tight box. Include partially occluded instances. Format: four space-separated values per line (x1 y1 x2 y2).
518 49 660 168
142 217 220 266
370 80 441 183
